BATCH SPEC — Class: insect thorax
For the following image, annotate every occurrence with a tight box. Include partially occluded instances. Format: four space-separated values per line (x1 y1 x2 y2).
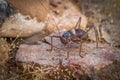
60 29 88 44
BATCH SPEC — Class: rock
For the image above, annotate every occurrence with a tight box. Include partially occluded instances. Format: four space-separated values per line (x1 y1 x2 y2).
46 15 87 33
16 30 120 79
102 24 120 46
45 0 87 33
22 33 43 44
7 0 49 21
70 47 120 70
0 0 87 40
50 0 62 7
79 0 120 46
0 13 45 38
0 38 9 65
16 42 120 67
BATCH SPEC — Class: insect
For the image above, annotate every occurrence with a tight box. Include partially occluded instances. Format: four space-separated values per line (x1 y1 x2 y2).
43 17 99 59
41 1 99 59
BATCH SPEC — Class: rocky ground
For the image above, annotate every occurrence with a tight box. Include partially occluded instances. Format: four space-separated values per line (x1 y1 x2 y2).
0 0 120 80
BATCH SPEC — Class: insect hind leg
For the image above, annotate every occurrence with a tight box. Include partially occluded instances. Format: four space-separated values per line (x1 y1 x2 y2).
87 18 99 48
74 17 82 29
82 22 99 48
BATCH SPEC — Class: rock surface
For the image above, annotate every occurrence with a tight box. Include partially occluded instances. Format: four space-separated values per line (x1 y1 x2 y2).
7 0 49 21
16 42 120 67
80 0 120 46
1 0 87 39
45 0 87 33
0 13 45 38
102 24 120 46
16 30 120 79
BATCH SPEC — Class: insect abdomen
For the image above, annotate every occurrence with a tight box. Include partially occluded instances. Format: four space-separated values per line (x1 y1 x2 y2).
75 29 87 38
71 29 88 43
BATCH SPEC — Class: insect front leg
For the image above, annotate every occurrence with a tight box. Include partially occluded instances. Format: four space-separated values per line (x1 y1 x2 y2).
47 36 53 51
79 42 83 58
66 43 70 60
47 35 61 51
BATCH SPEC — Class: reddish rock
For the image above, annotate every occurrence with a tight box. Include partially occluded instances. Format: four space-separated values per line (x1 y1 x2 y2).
7 0 49 21
16 30 120 79
16 30 120 70
16 43 120 68
0 13 45 38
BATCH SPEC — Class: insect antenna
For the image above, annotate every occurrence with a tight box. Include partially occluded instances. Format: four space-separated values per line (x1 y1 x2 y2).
39 1 62 49
40 1 65 64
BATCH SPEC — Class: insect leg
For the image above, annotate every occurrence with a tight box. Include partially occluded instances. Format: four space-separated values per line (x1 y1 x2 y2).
46 35 61 51
93 26 99 48
87 18 99 48
79 42 83 58
66 43 70 60
42 38 58 50
47 36 53 51
80 25 99 48
74 17 81 29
